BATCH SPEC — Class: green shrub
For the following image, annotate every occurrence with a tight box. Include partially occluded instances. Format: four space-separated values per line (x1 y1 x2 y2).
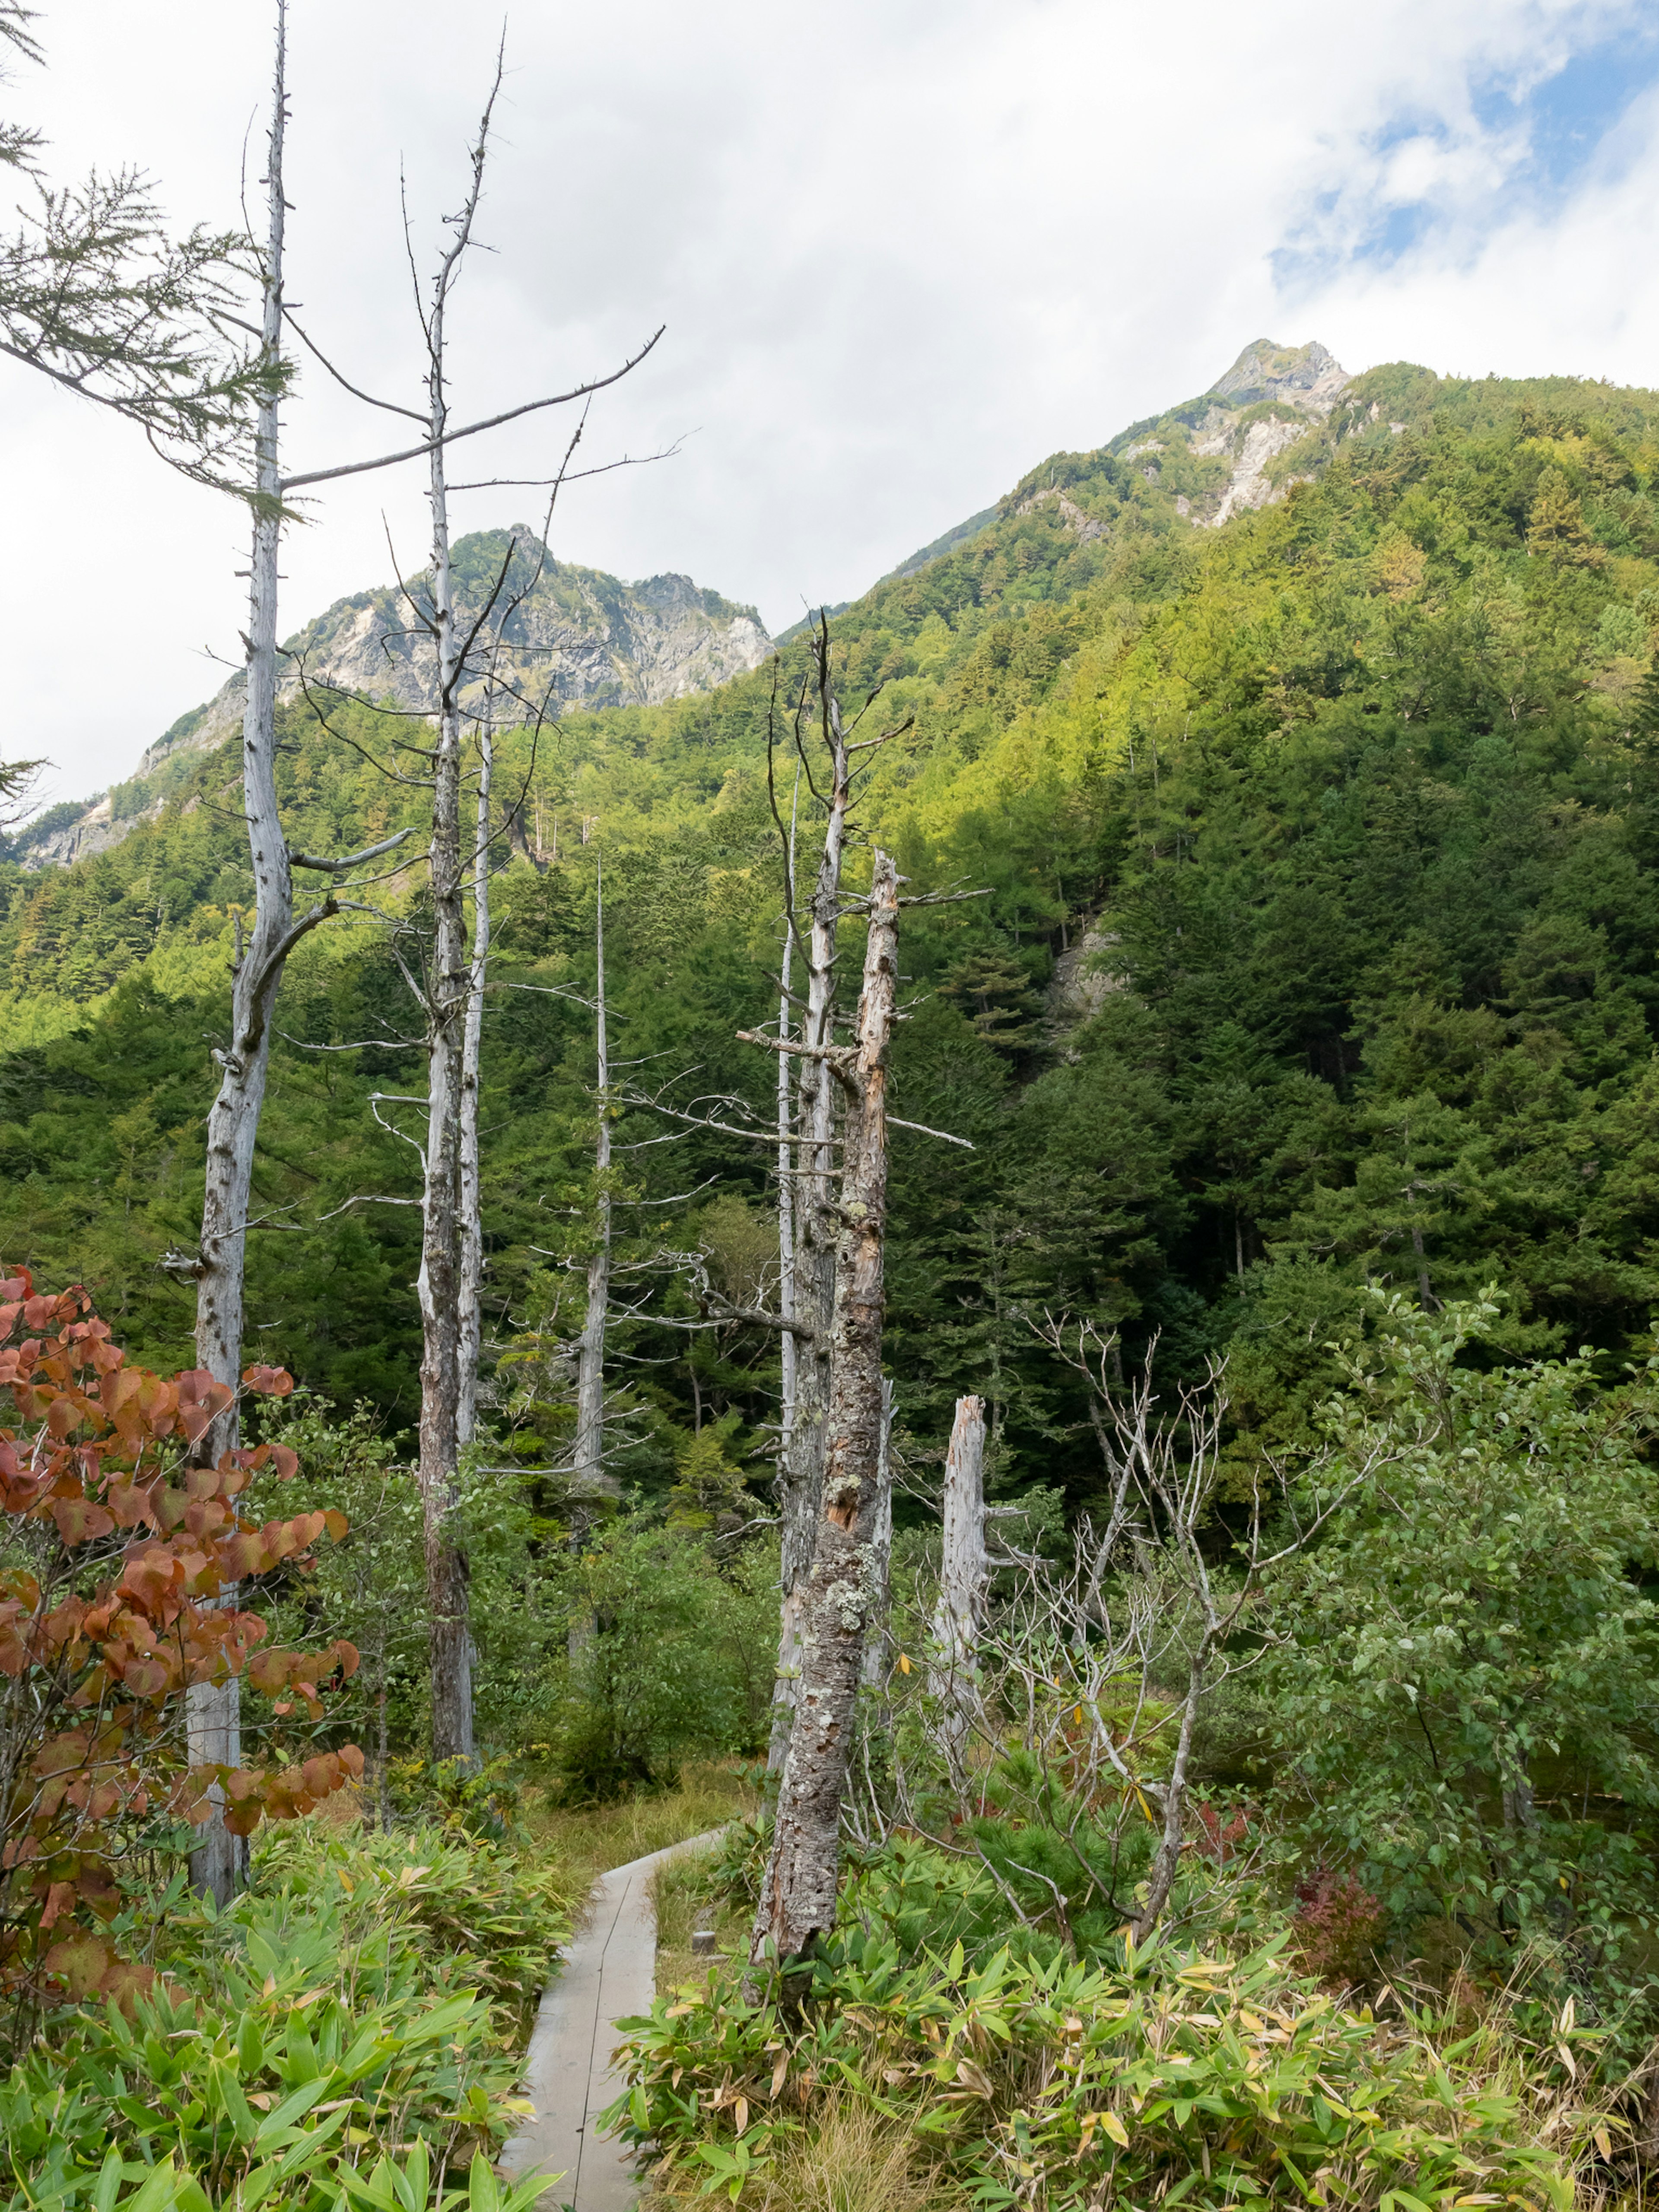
607 1846 1586 2212
0 1823 569 2211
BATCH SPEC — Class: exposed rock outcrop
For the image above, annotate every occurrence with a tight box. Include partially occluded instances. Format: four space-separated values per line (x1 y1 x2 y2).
21 529 772 870
1183 339 1349 528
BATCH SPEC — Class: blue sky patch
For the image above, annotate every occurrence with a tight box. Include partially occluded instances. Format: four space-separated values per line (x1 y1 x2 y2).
1273 13 1659 292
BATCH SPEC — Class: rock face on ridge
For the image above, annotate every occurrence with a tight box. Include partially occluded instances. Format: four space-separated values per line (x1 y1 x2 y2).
19 530 772 870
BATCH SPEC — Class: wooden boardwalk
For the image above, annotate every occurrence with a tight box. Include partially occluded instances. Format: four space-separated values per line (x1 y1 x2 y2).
499 1831 725 2212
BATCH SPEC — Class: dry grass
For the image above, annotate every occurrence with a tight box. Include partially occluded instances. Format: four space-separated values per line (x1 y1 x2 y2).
648 2100 957 2212
520 1760 757 1903
763 2103 950 2212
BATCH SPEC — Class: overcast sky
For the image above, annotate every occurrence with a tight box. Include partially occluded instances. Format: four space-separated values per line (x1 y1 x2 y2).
7 0 1659 799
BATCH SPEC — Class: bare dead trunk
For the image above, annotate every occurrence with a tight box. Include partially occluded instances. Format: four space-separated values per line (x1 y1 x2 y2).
753 850 897 1967
1133 1649 1205 1940
572 845 614 1502
929 1393 987 1771
769 688 852 1770
457 718 492 1447
416 194 474 1772
776 773 800 1466
860 1377 894 1690
186 12 291 1905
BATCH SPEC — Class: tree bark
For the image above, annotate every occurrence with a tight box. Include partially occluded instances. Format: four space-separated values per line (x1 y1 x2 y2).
929 1393 987 1772
860 1377 894 1690
187 10 291 1905
457 716 492 1448
775 773 800 1471
572 845 614 1502
753 849 897 1967
769 680 852 1769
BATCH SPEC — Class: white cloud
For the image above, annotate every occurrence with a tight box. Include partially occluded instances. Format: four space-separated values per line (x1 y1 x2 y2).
2 0 1654 798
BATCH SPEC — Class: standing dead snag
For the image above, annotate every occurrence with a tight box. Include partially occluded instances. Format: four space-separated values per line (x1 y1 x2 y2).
929 1393 987 1770
572 843 615 1510
753 849 899 1967
769 626 855 1769
456 709 493 1449
184 13 293 1907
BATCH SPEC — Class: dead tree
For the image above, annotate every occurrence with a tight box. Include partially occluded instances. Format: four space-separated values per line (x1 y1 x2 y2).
752 849 899 1967
572 841 615 1509
182 12 414 1901
456 709 493 1447
928 1393 987 1769
768 625 856 1769
406 78 502 1772
860 1377 895 1690
775 769 801 1469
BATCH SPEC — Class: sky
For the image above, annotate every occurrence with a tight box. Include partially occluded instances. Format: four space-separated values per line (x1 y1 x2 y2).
7 0 1659 800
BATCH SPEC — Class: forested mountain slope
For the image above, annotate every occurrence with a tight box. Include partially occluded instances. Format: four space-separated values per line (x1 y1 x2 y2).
16 528 772 869
5 340 1659 1499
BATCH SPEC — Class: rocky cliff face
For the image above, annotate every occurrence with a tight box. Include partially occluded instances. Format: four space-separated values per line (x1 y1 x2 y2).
21 530 772 870
1124 338 1351 529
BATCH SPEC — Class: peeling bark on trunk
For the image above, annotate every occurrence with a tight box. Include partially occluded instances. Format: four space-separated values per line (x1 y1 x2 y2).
860 1378 894 1690
753 851 898 1967
187 14 291 1905
930 1394 987 1768
457 718 492 1449
769 696 852 1770
775 775 800 1470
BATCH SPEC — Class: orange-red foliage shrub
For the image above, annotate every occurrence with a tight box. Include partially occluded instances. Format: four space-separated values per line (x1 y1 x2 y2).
0 1268 360 2006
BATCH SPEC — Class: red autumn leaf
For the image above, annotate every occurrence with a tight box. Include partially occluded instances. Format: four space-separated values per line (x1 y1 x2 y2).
32 1729 90 1779
247 1649 291 1694
51 1496 115 1546
301 1753 342 1798
322 1508 349 1542
337 1742 365 1780
97 1955 155 2013
44 1395 81 1440
270 1444 299 1479
241 1363 295 1397
44 1932 113 1998
38 1879 75 1929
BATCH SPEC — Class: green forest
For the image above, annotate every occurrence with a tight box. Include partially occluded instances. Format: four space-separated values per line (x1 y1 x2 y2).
20 0 1659 2168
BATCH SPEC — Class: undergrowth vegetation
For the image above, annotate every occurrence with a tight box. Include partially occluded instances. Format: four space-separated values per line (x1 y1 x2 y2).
617 1845 1601 2212
0 1818 570 2212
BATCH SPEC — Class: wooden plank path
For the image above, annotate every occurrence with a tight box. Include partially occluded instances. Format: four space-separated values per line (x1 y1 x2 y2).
499 1830 727 2212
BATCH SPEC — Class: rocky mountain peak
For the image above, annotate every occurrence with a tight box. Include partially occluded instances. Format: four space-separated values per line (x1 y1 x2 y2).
16 528 773 871
1208 339 1348 411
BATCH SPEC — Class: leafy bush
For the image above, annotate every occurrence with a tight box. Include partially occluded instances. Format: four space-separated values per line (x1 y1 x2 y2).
550 1518 776 1802
0 1274 360 2014
609 1847 1585 2212
0 1820 569 2211
1265 1299 1659 1973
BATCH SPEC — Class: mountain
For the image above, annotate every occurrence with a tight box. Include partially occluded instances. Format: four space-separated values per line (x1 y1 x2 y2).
17 528 772 869
8 333 1659 1467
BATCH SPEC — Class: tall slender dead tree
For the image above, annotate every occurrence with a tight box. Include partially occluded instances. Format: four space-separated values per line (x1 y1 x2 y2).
406 75 504 1772
572 842 614 1504
456 709 493 1449
775 769 801 1468
768 628 855 1769
168 24 662 1815
182 9 422 1902
753 849 899 1967
929 1393 988 1775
